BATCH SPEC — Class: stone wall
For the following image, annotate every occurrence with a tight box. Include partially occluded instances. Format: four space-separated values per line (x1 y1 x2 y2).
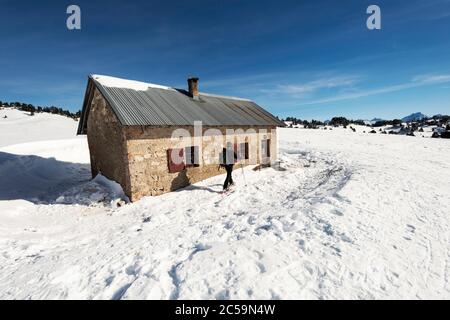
86 89 131 195
124 125 278 201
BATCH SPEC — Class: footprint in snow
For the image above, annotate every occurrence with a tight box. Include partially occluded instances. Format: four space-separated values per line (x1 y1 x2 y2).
142 217 151 223
331 209 344 216
340 234 352 243
224 221 234 229
256 262 267 273
247 216 257 225
253 250 264 259
404 224 416 240
234 210 246 216
298 239 307 253
105 275 115 286
323 224 334 236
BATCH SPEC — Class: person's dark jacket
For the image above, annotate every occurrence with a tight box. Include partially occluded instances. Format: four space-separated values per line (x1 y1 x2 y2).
220 148 237 168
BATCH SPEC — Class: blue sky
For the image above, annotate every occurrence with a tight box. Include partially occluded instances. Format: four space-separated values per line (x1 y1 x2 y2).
0 0 449 120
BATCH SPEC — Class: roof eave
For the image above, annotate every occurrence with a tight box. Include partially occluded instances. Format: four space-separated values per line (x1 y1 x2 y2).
76 77 95 135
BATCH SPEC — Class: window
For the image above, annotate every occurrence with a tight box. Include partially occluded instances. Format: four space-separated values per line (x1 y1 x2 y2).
237 142 249 160
185 146 200 167
167 148 185 173
261 139 271 158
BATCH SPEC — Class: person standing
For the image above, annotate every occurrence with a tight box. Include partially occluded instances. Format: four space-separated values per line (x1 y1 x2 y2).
220 143 237 191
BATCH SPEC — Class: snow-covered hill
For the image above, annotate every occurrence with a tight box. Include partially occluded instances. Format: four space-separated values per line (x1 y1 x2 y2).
0 108 80 147
0 118 449 299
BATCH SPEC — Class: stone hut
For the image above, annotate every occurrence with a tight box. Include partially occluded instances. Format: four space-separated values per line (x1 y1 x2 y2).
77 75 285 201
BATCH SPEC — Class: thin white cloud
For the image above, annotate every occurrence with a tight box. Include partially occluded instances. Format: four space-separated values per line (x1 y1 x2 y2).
277 76 359 95
412 74 450 83
299 74 450 105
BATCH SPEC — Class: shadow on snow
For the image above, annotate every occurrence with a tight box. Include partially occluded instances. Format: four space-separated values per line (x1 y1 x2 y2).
0 151 91 204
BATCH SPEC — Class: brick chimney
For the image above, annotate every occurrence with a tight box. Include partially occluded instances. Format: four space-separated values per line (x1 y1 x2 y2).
188 77 199 100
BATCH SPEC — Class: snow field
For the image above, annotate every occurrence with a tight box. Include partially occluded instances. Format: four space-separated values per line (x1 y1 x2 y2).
0 110 449 299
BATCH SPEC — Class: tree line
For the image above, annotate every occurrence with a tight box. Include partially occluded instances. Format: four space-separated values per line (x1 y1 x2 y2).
0 101 81 119
284 116 364 128
283 117 326 129
283 115 450 128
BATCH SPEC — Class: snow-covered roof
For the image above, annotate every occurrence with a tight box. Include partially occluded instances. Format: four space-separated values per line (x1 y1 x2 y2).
91 75 175 92
91 75 252 102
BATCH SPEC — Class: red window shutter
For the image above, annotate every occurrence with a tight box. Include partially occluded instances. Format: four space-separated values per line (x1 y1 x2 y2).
167 148 185 173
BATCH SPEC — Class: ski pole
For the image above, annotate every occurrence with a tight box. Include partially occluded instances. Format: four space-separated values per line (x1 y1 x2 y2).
241 163 247 186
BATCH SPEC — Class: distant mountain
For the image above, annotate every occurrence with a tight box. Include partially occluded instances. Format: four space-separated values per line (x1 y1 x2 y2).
402 112 427 123
362 118 385 125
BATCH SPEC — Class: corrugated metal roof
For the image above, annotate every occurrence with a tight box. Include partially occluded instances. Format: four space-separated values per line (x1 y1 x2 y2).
78 75 285 134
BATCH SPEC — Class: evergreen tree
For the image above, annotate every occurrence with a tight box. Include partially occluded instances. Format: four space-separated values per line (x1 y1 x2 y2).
330 117 349 127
